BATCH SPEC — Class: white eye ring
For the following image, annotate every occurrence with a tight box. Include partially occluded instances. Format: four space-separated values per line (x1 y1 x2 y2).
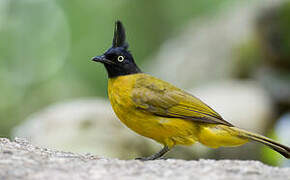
117 55 125 62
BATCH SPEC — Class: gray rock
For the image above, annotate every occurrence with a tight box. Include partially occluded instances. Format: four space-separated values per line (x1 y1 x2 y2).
0 138 289 180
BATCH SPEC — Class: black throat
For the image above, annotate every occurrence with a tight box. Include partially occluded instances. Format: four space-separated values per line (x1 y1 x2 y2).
104 63 142 78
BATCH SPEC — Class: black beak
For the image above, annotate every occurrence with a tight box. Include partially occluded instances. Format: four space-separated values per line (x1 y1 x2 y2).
91 55 115 65
92 55 105 62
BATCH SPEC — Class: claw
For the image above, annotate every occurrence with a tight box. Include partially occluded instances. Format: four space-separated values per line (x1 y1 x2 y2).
135 157 153 161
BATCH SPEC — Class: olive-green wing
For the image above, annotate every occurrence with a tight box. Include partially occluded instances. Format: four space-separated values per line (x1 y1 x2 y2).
132 74 233 126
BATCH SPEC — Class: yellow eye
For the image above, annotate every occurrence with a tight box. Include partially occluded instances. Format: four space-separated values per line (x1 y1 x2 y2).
117 55 124 62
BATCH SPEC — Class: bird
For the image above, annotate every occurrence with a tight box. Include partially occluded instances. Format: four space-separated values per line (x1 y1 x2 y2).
91 20 290 161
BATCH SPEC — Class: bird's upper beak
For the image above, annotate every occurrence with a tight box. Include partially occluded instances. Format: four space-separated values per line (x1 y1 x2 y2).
91 55 114 65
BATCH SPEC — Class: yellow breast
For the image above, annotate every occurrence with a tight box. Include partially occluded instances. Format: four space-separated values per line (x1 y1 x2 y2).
108 74 157 134
108 74 137 123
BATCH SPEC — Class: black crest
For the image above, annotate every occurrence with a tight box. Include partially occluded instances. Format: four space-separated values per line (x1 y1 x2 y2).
112 21 128 49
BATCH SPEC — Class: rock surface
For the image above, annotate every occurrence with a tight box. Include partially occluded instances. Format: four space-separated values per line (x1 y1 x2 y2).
0 138 289 180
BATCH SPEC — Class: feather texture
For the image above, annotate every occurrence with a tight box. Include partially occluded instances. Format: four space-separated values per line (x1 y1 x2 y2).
132 74 233 126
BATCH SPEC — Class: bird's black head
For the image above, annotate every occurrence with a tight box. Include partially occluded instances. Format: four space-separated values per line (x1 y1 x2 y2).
92 21 141 78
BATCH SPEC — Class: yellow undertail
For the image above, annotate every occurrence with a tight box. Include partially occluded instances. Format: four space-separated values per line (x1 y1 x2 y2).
195 125 290 158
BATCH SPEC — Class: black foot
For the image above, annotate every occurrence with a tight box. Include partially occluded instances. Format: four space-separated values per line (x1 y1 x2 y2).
135 157 154 161
135 156 168 161
135 146 171 161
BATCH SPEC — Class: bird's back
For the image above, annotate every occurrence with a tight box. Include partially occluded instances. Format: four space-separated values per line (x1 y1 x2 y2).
130 73 231 126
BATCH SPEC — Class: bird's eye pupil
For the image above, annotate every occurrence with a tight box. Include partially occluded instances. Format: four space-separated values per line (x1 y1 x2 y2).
117 55 124 62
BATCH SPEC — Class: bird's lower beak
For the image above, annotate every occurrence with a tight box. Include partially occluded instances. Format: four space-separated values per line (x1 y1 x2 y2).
91 55 115 65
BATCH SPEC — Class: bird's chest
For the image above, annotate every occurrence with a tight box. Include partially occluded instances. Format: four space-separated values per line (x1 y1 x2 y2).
107 75 160 135
108 76 138 123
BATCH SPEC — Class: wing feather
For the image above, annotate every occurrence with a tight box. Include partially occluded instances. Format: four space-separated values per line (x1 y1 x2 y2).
132 74 233 126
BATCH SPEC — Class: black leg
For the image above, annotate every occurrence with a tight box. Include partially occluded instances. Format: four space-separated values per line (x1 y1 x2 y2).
135 146 170 161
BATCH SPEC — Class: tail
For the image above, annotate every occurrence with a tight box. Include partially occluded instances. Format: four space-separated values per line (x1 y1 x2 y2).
230 127 290 158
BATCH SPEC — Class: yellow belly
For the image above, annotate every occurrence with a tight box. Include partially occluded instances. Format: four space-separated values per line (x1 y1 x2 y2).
108 74 248 148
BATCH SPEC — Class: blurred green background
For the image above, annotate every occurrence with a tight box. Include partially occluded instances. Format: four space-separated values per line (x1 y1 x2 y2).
0 0 230 135
1 0 290 166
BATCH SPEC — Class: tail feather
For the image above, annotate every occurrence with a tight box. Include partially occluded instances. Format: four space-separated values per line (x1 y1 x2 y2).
231 127 290 159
